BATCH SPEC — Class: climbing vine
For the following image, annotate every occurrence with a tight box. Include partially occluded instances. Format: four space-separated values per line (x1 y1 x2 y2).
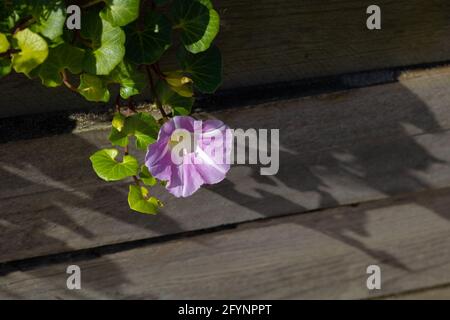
0 0 223 214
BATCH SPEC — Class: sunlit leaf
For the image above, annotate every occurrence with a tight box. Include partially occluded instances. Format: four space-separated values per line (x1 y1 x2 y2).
109 113 159 149
90 148 139 182
100 0 141 27
112 112 126 131
140 165 157 186
185 6 219 53
0 33 9 53
128 185 162 214
12 28 49 75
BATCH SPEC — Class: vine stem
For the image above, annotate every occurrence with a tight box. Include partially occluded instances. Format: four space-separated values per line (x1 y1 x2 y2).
12 15 35 34
0 49 19 58
61 70 78 93
145 65 169 121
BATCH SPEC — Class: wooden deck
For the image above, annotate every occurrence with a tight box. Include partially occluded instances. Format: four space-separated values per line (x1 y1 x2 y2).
1 66 450 299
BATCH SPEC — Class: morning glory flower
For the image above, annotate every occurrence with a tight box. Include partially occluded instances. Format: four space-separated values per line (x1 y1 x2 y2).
145 116 232 197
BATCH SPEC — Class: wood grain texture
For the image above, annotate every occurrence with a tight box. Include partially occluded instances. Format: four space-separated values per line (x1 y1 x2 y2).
386 285 450 300
1 67 450 264
2 0 450 117
2 186 450 299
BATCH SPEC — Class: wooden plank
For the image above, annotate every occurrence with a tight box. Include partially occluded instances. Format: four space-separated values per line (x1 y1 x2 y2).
385 285 450 300
2 0 450 117
2 67 450 264
2 187 450 299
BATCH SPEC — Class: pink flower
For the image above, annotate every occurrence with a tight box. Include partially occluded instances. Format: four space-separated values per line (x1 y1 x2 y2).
145 116 232 197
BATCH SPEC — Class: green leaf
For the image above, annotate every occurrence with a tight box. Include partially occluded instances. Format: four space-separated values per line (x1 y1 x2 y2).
171 0 211 49
12 29 49 75
157 80 194 115
109 61 146 99
82 12 126 75
128 185 162 215
38 43 84 87
164 70 194 97
78 73 110 102
109 113 159 149
90 149 139 182
0 58 12 78
31 1 66 41
125 11 172 65
185 7 219 53
109 126 129 147
140 165 157 186
100 0 141 27
112 112 126 131
126 113 159 150
0 33 9 53
177 45 222 93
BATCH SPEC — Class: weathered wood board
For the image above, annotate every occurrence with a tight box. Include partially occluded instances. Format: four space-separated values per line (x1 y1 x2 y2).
2 0 450 117
386 285 450 300
1 67 450 264
2 186 450 299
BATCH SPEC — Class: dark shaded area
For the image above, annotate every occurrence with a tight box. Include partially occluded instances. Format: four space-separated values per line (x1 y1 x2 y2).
196 60 450 112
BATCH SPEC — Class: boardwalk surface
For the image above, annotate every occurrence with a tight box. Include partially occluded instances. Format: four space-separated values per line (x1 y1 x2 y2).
1 66 450 299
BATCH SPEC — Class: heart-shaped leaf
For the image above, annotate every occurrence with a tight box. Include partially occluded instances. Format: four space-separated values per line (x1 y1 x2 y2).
100 0 141 27
125 11 172 65
177 45 222 93
82 12 125 75
12 28 49 75
78 73 110 102
128 185 162 214
171 0 211 49
38 43 84 87
90 149 139 182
